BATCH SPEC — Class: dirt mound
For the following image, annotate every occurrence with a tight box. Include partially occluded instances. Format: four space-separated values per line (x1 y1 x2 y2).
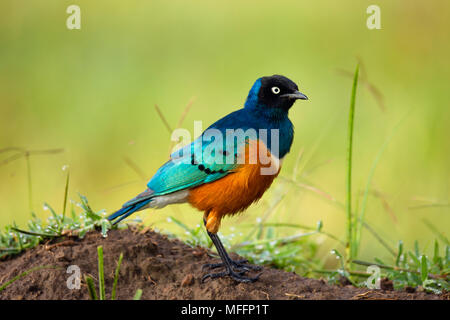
0 228 447 300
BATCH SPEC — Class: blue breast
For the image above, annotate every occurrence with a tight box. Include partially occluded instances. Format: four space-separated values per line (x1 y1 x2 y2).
206 107 294 159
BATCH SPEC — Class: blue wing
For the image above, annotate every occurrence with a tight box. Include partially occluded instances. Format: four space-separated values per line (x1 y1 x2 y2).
147 133 246 195
108 135 245 225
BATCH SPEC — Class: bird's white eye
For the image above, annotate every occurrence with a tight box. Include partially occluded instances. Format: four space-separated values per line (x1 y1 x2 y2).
271 86 280 94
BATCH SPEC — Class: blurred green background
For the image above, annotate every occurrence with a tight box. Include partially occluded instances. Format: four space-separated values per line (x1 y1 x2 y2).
0 0 449 267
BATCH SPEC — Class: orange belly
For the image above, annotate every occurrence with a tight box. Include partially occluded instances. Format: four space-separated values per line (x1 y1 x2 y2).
188 139 280 233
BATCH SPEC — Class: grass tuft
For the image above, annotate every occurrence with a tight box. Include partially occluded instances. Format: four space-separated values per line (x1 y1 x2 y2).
85 275 98 300
97 246 106 300
0 192 140 259
84 246 141 300
111 252 124 300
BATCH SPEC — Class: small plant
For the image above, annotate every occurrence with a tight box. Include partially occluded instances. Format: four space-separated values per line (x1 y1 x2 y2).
0 194 120 259
352 240 449 293
0 193 143 259
324 63 450 293
84 246 142 300
0 164 143 260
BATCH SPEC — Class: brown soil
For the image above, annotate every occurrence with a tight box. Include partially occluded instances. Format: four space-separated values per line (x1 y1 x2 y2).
0 228 447 300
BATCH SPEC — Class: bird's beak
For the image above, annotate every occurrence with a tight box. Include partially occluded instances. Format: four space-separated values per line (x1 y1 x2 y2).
281 90 308 100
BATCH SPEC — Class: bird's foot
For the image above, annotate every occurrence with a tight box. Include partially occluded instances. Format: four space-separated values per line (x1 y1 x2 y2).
201 259 262 283
202 259 262 273
201 268 261 283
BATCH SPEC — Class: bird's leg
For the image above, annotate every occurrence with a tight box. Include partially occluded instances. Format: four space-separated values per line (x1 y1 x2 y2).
203 231 262 270
202 231 261 283
202 231 262 272
201 215 262 283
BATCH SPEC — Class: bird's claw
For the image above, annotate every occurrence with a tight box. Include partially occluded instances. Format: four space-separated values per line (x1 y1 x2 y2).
202 269 261 283
201 259 262 283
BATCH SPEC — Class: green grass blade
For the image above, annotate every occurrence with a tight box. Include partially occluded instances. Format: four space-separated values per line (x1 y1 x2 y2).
421 255 428 283
346 63 359 264
85 275 98 300
133 289 143 300
395 240 404 267
26 153 33 213
414 240 420 258
79 194 102 220
242 222 344 246
111 252 124 300
10 227 57 238
433 240 441 267
97 246 106 300
0 265 60 292
0 247 20 252
408 252 420 266
61 169 70 233
446 246 449 265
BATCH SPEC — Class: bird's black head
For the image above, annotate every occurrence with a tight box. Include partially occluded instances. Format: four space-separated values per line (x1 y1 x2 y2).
245 75 308 112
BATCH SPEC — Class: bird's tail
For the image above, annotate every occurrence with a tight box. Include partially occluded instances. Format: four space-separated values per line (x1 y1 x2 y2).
107 198 151 225
107 188 154 225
